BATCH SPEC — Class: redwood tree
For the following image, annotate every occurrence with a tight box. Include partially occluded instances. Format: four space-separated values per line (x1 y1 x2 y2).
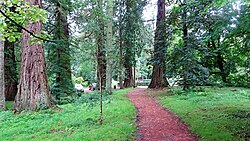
148 0 169 88
13 0 52 111
123 0 136 88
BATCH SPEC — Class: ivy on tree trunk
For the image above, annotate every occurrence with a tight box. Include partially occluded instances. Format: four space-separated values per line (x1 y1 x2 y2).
48 1 73 100
4 41 18 101
148 0 169 89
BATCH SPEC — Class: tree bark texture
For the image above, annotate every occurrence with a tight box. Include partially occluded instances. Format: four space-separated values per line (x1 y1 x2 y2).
124 63 134 88
118 1 124 89
4 41 18 101
123 0 135 88
148 0 169 88
14 0 52 111
106 0 113 94
211 38 227 83
96 0 106 89
0 36 5 110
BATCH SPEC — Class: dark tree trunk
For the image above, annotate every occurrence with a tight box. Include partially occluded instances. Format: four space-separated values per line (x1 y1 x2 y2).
148 0 169 88
96 0 106 90
123 0 135 88
181 0 190 91
13 0 52 111
118 22 124 89
4 41 18 101
123 64 134 88
211 38 227 83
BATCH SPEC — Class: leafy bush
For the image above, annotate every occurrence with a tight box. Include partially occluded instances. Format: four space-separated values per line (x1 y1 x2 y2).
74 91 112 107
72 77 88 87
227 73 250 88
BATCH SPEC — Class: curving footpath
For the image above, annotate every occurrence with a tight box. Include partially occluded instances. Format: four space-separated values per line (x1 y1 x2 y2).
127 88 198 141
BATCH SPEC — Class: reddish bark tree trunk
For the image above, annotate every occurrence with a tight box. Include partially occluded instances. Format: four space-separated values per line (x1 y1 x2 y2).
13 0 52 111
123 64 134 88
4 41 18 101
148 0 169 88
123 0 135 88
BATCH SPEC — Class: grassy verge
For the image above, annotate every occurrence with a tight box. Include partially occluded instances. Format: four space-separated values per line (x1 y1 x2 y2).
156 87 250 141
0 88 136 141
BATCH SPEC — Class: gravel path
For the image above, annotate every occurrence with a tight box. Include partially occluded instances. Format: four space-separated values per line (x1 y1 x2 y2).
127 88 197 141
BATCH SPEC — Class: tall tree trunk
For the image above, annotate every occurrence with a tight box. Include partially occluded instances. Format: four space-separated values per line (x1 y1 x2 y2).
50 1 73 99
96 0 106 90
182 0 189 90
123 0 135 88
0 35 5 110
14 0 52 111
106 0 113 94
211 37 227 83
4 41 18 101
118 1 124 89
148 0 169 88
124 63 134 88
118 25 124 89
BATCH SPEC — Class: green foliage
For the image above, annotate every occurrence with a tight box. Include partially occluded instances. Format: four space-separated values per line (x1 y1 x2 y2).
5 101 13 110
44 0 74 101
0 88 136 141
166 0 249 88
0 0 48 41
74 91 112 108
159 86 250 141
227 73 250 88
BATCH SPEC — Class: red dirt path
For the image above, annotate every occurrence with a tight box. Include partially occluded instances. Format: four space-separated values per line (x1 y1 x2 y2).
127 88 198 141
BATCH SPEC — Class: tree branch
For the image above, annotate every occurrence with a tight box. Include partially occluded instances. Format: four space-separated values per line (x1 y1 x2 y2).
0 9 55 42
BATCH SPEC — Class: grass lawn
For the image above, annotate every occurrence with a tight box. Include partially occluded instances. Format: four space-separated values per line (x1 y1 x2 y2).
156 86 250 141
0 88 136 141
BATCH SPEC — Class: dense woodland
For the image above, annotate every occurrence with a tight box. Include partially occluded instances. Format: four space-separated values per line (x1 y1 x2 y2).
0 0 249 140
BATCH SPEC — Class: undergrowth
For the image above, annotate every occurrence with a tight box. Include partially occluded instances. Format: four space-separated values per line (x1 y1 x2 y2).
158 86 250 141
0 88 135 141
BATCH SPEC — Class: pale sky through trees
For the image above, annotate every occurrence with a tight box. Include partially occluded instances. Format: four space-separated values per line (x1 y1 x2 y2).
143 0 157 21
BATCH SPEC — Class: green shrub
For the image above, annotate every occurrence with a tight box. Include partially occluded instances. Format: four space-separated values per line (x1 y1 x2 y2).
227 73 249 88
